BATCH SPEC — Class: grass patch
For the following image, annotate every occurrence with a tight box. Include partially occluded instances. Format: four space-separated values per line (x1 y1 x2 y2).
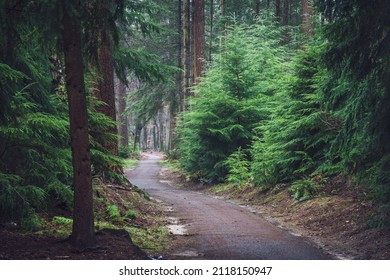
125 225 170 253
160 159 181 171
122 158 139 169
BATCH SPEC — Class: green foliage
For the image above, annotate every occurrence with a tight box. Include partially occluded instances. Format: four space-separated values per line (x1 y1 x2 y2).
106 204 121 222
225 148 252 187
289 178 322 201
52 216 73 225
317 0 390 206
178 22 289 182
0 82 74 229
125 209 138 220
251 39 337 188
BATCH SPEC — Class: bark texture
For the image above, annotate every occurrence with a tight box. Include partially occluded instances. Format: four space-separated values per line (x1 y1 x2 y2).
302 0 313 35
182 0 191 109
97 28 118 155
63 1 97 249
193 0 206 84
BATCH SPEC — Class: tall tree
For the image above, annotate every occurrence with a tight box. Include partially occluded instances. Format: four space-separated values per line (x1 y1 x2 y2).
209 0 214 61
302 0 313 35
94 0 118 156
275 0 281 23
182 0 192 108
117 79 129 152
63 0 97 249
282 0 289 26
255 0 260 17
193 0 206 84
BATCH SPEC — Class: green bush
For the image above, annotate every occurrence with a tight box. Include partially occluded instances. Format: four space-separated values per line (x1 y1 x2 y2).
225 148 252 187
289 178 322 201
106 204 121 222
125 209 138 220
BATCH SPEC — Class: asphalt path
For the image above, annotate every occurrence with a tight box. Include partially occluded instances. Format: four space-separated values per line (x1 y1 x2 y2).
126 153 331 260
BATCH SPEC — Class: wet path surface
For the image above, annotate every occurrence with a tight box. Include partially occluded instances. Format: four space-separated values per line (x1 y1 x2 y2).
126 153 331 260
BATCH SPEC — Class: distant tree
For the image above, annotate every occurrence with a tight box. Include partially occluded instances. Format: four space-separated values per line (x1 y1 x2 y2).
302 0 313 35
193 0 206 84
182 0 192 108
275 0 281 22
88 0 119 156
117 79 129 153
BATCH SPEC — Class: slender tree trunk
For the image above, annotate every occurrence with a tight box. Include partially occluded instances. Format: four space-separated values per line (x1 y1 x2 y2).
282 0 289 26
133 124 142 151
117 80 128 152
255 0 260 17
219 0 226 47
209 0 213 61
97 28 118 155
182 0 191 109
193 0 206 84
302 0 313 36
282 0 290 43
275 0 281 23
63 0 97 249
177 0 183 113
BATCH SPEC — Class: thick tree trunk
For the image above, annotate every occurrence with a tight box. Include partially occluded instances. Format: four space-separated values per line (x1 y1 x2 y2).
117 80 128 152
63 1 97 249
302 0 313 35
193 0 206 84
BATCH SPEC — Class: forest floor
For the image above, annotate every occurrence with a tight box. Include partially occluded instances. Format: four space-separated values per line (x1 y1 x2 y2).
160 163 390 259
0 175 170 260
2 153 389 260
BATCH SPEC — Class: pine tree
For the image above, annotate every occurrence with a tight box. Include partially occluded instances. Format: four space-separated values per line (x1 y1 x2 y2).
193 0 206 84
63 0 97 249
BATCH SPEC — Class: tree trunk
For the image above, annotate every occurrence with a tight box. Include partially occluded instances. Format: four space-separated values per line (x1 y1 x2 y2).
63 0 97 249
282 0 290 43
302 0 313 36
97 28 118 155
209 0 214 61
193 0 206 84
182 0 191 109
117 79 128 152
275 0 281 23
133 124 142 151
282 0 289 26
255 0 260 17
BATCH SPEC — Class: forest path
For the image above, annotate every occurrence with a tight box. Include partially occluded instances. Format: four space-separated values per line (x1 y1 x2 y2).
125 152 331 260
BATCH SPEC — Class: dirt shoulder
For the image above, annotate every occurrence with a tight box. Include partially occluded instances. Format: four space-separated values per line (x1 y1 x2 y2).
160 165 390 260
0 178 170 260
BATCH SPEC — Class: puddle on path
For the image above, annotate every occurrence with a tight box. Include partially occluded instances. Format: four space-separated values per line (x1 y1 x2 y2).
167 216 187 235
171 249 202 258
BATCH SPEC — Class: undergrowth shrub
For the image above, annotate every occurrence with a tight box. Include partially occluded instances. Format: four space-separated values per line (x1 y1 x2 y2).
289 178 322 201
225 148 252 187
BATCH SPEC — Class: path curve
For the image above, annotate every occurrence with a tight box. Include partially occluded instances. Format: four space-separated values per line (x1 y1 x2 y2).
126 153 331 260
